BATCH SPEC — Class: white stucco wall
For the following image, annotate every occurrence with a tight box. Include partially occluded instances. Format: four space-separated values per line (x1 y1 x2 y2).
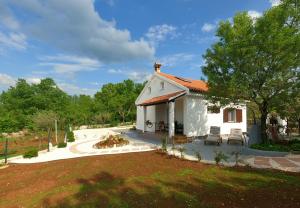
135 74 185 105
207 105 247 135
136 106 144 130
184 95 247 137
183 95 209 137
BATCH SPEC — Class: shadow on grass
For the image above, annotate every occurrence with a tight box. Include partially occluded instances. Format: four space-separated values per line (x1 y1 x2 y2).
42 165 300 208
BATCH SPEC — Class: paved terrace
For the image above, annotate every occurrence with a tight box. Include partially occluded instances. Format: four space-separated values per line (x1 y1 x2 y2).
7 127 300 172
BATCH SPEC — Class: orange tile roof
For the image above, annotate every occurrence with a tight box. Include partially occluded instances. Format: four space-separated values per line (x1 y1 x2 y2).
158 72 208 92
139 91 186 106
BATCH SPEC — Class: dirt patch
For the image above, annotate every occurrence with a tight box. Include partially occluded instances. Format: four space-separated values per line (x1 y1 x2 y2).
0 151 300 208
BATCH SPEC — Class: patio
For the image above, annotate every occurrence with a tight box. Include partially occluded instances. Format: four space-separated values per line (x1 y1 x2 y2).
121 129 300 172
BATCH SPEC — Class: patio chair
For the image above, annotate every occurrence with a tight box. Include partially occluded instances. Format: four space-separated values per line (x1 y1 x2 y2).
204 126 222 145
227 128 244 145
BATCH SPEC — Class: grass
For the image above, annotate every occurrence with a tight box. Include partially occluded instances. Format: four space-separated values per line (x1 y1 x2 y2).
0 151 299 208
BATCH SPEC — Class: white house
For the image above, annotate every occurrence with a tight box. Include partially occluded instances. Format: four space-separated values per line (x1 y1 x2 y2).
135 63 247 138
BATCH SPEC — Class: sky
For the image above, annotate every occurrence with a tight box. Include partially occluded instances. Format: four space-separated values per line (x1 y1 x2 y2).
0 0 279 95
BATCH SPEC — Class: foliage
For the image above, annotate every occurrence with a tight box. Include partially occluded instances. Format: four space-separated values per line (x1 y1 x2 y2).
32 111 58 131
161 136 167 152
251 143 291 152
177 146 186 159
23 148 38 158
67 130 75 142
194 151 202 162
214 151 228 165
0 78 145 133
231 151 242 166
202 0 300 141
57 142 67 148
291 143 300 151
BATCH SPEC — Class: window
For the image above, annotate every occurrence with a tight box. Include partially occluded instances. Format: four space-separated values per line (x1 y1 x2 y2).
207 105 220 114
160 81 164 90
148 87 151 94
223 108 243 123
228 109 236 122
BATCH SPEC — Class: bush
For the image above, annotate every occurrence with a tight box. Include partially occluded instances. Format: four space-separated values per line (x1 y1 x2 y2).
214 151 228 165
291 143 300 151
250 143 290 152
177 146 185 159
194 151 202 162
23 148 38 158
57 142 67 148
161 137 167 152
67 130 75 142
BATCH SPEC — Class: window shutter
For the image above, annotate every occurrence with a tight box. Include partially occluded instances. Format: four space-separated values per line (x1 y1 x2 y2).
223 108 228 122
236 109 242 123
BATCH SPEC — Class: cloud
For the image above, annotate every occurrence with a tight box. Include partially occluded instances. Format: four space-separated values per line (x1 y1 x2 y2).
201 23 215 32
26 77 41 84
108 68 151 82
248 10 262 19
269 0 281 7
0 3 19 30
145 24 178 46
101 0 115 6
39 54 102 76
57 82 98 96
0 32 27 52
159 53 197 67
6 0 154 62
0 73 16 87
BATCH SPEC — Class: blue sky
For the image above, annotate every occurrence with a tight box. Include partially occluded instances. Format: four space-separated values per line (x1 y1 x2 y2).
0 0 278 95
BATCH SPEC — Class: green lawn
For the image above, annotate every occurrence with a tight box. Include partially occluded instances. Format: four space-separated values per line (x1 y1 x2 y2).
0 151 299 208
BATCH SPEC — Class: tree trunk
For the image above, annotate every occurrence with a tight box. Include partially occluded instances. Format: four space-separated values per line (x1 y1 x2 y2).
4 137 8 164
298 118 300 135
259 102 269 143
47 127 51 152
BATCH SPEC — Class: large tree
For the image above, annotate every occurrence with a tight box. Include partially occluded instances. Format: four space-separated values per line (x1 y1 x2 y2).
202 0 300 141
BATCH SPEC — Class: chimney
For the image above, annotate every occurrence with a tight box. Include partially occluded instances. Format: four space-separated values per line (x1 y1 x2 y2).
154 62 162 73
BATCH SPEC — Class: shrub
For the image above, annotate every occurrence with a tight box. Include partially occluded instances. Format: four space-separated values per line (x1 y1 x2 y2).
231 151 242 166
214 151 228 165
291 143 300 151
23 148 38 158
178 146 185 159
161 136 167 152
67 130 75 142
57 142 67 148
194 151 202 162
250 143 290 152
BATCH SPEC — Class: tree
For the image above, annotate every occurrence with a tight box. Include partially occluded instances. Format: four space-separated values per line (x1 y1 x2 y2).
202 0 300 142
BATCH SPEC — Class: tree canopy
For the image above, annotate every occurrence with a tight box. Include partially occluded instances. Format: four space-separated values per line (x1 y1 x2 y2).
202 0 300 141
0 78 145 133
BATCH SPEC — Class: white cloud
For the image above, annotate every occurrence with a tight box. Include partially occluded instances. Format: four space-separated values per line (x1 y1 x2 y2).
101 0 115 6
0 3 19 30
269 0 281 7
6 0 154 62
0 32 27 52
159 53 197 67
201 23 215 32
0 73 16 87
108 68 151 82
248 10 262 19
145 24 177 46
26 77 41 84
39 54 102 76
57 82 98 96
